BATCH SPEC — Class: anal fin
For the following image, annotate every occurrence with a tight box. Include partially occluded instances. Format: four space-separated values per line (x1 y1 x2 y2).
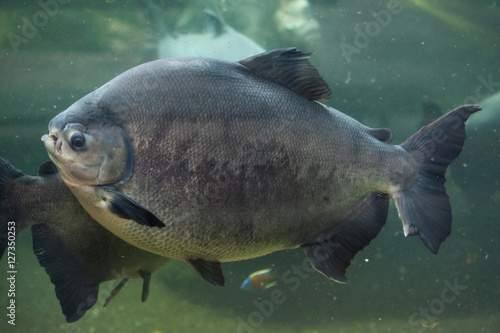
186 258 225 286
302 193 389 283
32 224 99 323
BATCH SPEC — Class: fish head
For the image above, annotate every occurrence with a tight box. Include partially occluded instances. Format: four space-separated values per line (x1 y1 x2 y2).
41 104 132 187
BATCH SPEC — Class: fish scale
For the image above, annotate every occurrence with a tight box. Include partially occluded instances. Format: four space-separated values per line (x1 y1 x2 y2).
41 48 480 286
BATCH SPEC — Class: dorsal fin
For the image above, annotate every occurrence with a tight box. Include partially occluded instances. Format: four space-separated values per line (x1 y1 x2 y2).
368 128 393 143
201 9 226 37
239 48 331 101
39 161 58 176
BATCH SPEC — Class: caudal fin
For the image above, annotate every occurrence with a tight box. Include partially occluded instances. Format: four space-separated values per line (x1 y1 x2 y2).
394 105 481 253
0 158 25 260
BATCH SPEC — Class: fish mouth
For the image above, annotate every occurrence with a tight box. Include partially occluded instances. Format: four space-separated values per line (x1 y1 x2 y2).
41 133 63 156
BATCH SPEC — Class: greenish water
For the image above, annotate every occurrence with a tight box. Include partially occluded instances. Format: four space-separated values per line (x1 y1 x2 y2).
0 0 498 332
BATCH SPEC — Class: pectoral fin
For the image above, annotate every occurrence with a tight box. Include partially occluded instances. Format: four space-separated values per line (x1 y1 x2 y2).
104 187 166 228
186 258 225 286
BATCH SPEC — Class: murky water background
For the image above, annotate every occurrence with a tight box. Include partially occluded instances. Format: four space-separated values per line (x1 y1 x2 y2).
0 1 498 332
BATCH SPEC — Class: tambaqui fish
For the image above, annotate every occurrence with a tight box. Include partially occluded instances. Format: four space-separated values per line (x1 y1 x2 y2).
41 48 480 287
0 158 168 322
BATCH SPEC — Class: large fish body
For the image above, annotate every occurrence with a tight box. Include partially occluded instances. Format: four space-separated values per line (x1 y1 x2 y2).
0 158 168 322
42 48 479 285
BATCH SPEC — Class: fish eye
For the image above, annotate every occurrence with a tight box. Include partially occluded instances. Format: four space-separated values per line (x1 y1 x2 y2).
70 133 86 150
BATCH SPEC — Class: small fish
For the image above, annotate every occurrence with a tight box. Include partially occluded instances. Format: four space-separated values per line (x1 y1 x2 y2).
0 158 169 323
41 47 480 287
241 268 277 291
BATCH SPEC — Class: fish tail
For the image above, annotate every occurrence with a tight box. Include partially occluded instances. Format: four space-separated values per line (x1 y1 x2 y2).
394 105 481 253
0 157 25 260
